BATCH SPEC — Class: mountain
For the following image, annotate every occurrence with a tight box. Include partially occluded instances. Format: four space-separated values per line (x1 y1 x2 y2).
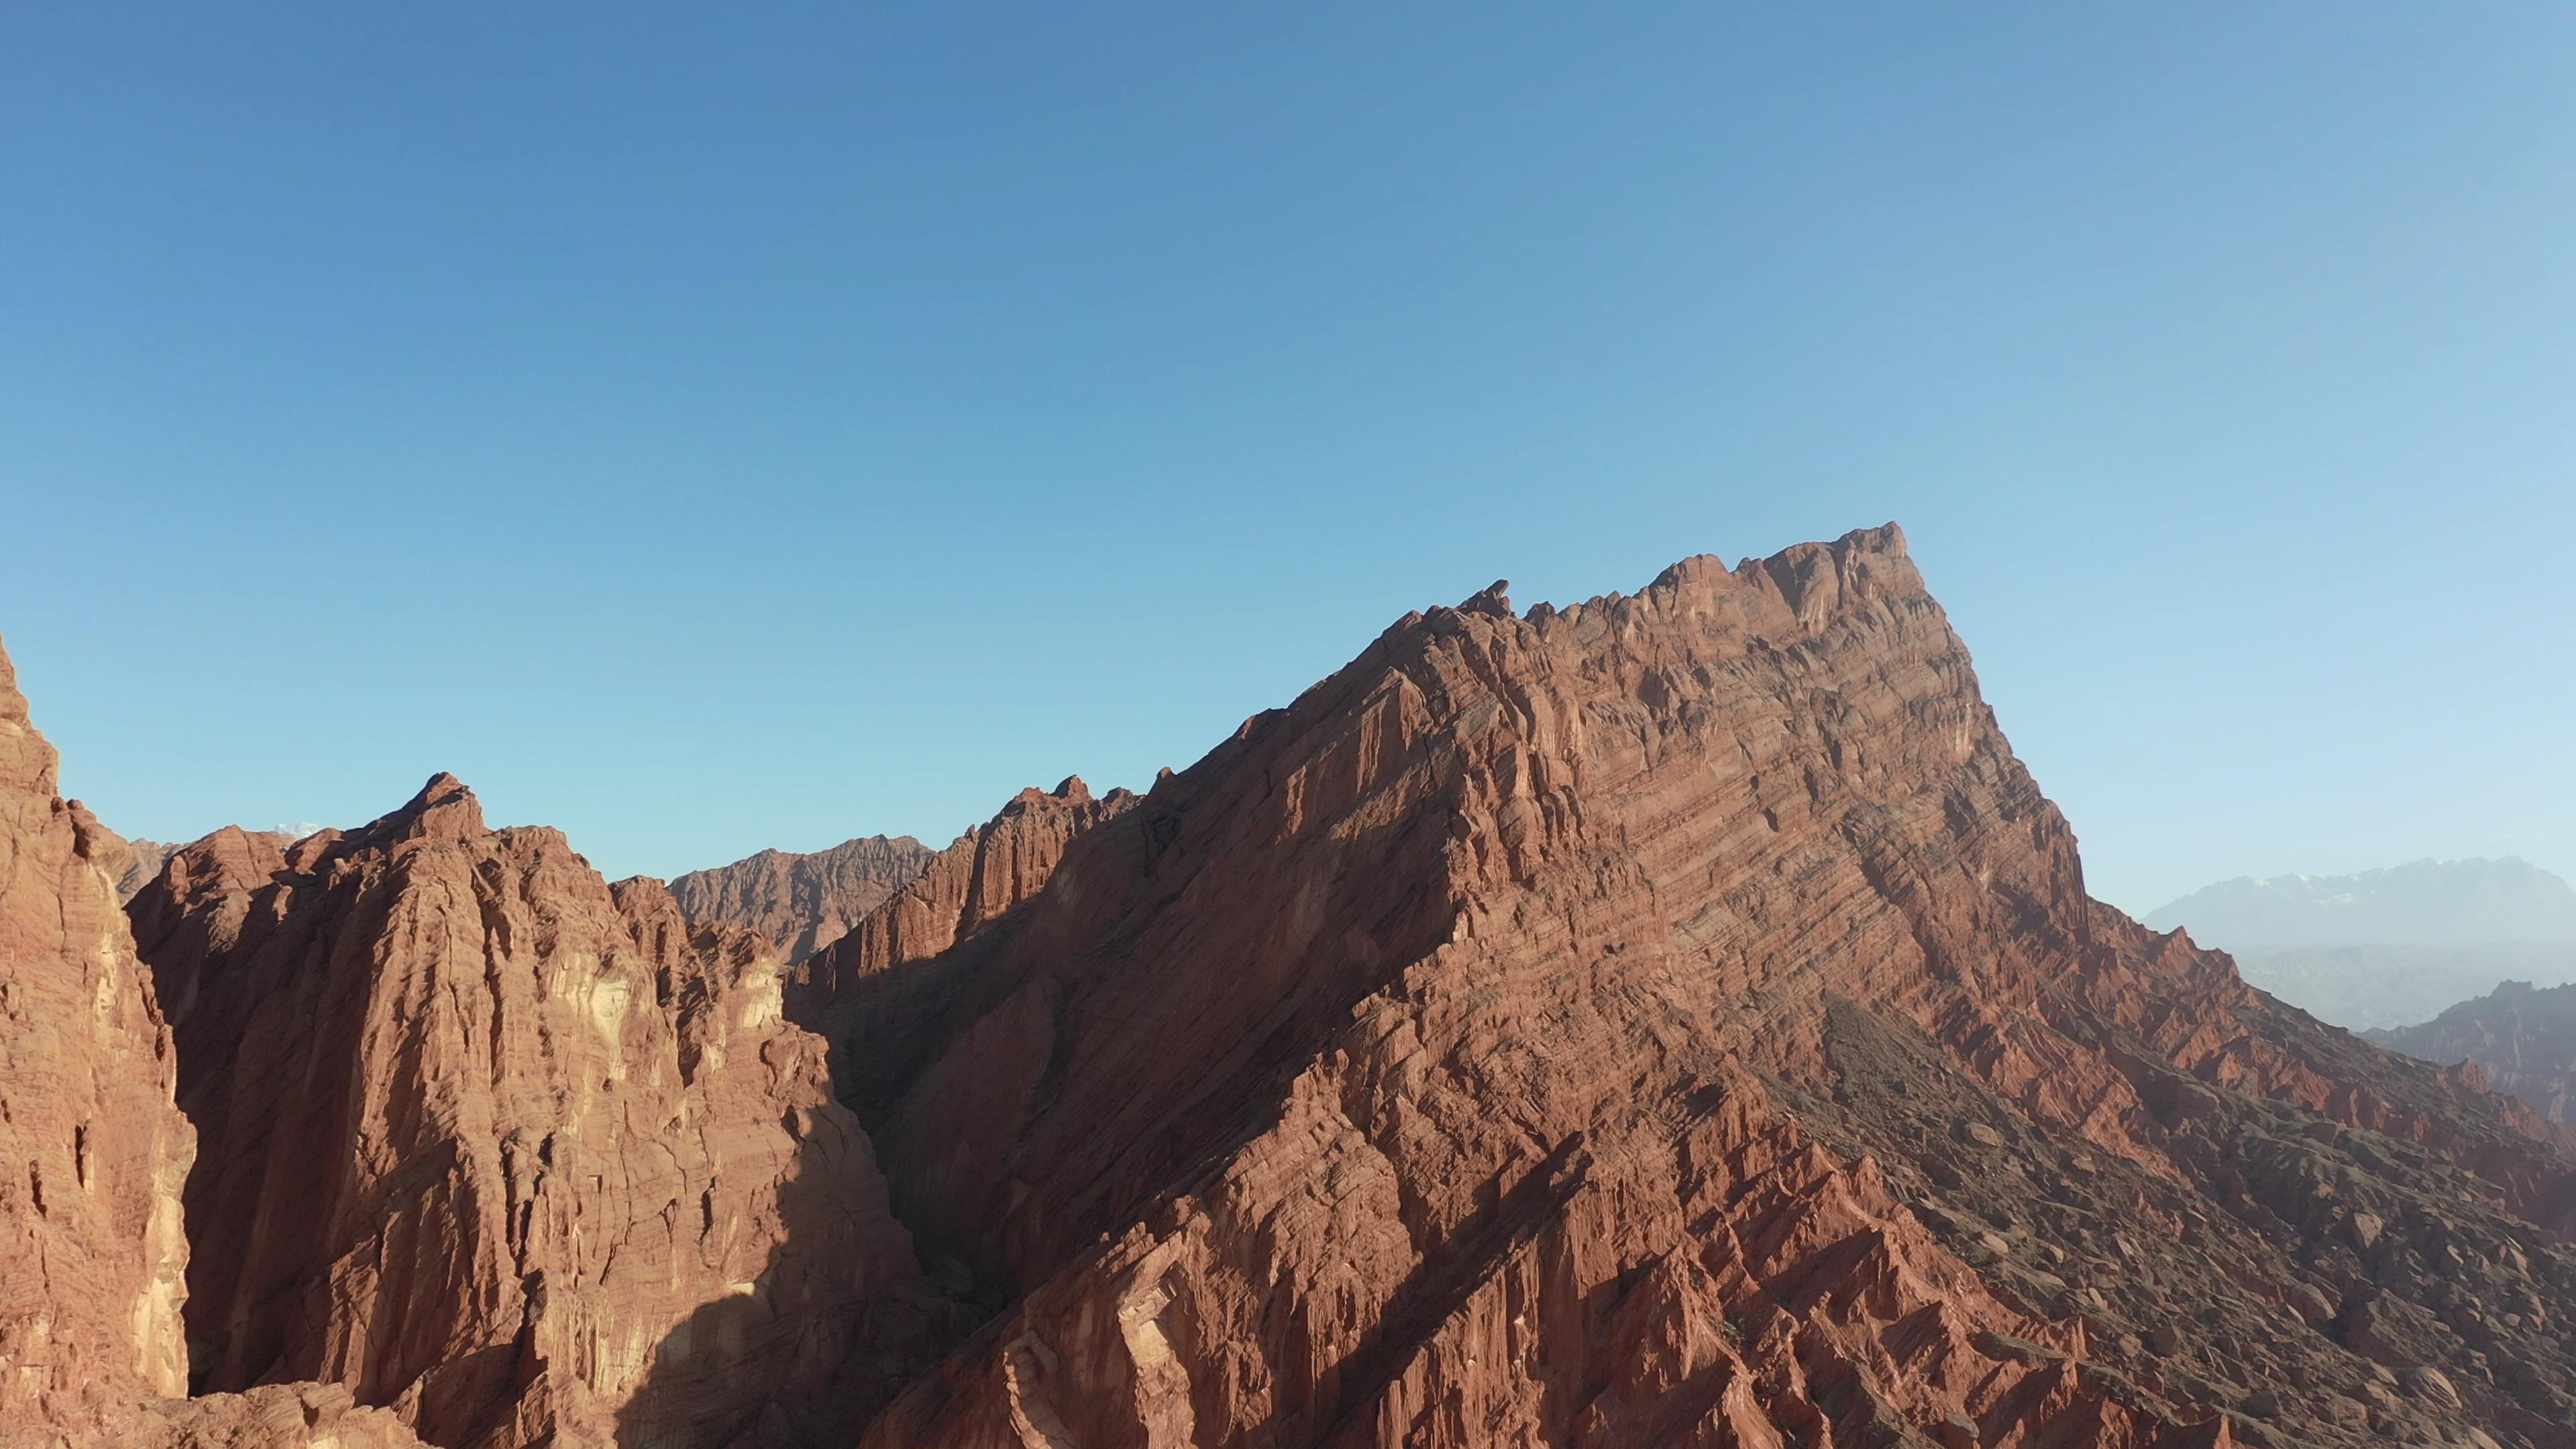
13 528 2576 1446
2370 981 2576 1124
2145 862 2576 1031
800 529 2576 1448
2145 859 2576 951
123 777 965 1448
2230 945 2576 1034
670 833 935 962
0 637 425 1449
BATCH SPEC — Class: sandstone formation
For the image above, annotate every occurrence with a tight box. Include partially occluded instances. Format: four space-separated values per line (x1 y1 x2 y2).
76 815 295 905
18 526 2576 1448
2372 980 2576 1124
0 643 423 1449
788 530 2576 1448
125 776 954 1449
0 638 194 1431
672 834 934 963
89 1384 429 1449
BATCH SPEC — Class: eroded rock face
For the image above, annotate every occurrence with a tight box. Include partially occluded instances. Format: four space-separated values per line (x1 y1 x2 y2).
0 637 194 1429
23 527 2576 1447
788 777 1139 1108
672 834 935 963
127 777 945 1449
806 530 2576 1448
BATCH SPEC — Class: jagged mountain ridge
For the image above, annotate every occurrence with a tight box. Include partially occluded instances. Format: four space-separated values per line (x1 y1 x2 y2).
792 527 2576 1448
2371 981 2576 1125
122 776 961 1448
11 529 2576 1446
0 638 194 1426
672 833 936 963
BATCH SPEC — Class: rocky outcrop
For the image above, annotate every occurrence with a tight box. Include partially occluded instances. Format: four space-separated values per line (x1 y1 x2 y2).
93 1384 429 1449
790 529 2576 1449
0 638 195 1432
0 641 417 1449
76 814 292 905
672 834 934 963
126 776 951 1449
2371 979 2576 1124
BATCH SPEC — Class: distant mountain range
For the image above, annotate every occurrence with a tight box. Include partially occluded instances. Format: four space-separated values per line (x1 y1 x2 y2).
2144 857 2576 950
2146 858 2576 1031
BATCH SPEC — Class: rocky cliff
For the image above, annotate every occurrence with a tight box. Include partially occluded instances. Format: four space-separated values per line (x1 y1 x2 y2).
0 639 195 1431
124 776 953 1448
672 834 934 963
794 529 2576 1449
0 640 430 1449
2371 980 2576 1125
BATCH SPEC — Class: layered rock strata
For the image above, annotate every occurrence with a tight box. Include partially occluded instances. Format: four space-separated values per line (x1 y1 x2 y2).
672 834 934 963
798 529 2576 1448
126 776 947 1449
19 525 2576 1448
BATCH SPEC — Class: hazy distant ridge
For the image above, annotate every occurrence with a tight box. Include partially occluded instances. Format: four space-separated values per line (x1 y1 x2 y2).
2146 857 2576 1031
2144 857 2576 951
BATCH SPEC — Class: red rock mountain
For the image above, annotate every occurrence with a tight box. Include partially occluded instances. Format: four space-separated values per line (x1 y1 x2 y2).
2371 980 2576 1124
672 834 935 963
0 639 427 1449
124 777 961 1448
14 527 2576 1447
799 529 2576 1448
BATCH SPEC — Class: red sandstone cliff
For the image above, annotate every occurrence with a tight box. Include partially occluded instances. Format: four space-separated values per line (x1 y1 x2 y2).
672 834 935 963
0 640 429 1449
803 530 2576 1448
125 777 953 1448
0 639 194 1430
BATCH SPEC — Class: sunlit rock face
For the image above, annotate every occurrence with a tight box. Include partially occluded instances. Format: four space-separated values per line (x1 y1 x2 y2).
127 774 952 1449
0 637 194 1432
23 526 2576 1448
806 530 2576 1449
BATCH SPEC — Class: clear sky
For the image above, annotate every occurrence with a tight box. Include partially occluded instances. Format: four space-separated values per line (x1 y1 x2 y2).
4 4 2571 913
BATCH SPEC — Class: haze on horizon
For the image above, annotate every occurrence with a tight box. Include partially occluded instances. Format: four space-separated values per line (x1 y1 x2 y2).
3 4 2571 914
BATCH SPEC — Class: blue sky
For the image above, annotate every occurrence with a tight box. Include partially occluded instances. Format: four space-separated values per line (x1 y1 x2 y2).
3 4 2570 912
